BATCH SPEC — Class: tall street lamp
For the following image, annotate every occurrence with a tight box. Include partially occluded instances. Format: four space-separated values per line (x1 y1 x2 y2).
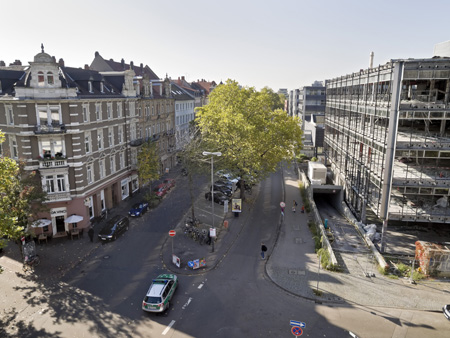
202 151 222 252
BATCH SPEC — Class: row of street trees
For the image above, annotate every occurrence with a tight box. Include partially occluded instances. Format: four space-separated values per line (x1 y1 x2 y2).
135 80 302 220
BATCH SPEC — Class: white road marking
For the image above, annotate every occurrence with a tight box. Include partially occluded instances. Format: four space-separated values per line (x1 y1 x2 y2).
198 283 204 289
162 320 176 335
182 297 193 310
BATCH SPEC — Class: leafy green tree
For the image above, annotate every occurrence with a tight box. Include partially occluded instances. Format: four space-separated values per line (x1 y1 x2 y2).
195 80 303 200
261 86 285 110
0 131 48 257
137 140 160 190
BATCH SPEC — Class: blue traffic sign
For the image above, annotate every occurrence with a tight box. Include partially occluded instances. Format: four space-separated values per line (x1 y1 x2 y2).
290 320 306 328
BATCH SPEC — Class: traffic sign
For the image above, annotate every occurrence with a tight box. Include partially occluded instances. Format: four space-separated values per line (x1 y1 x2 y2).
291 326 303 336
169 230 176 237
290 320 306 328
280 201 286 208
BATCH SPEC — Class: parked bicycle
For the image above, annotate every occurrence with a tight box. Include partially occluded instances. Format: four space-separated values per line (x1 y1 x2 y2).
23 254 40 272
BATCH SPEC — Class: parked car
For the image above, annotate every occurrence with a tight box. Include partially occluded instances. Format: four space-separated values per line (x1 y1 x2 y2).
98 215 129 242
163 178 175 189
210 184 233 197
215 180 234 190
443 304 450 320
154 184 170 198
216 170 240 184
128 201 149 217
205 191 231 205
142 274 178 313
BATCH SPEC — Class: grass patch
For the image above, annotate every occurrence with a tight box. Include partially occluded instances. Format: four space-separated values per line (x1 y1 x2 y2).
308 221 321 252
317 248 340 271
387 274 399 279
312 289 323 296
299 182 311 213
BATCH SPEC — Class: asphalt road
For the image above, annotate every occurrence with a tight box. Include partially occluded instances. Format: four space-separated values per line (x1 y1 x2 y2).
5 168 447 337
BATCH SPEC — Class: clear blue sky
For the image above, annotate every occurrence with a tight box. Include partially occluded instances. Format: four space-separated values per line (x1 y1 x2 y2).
2 0 449 91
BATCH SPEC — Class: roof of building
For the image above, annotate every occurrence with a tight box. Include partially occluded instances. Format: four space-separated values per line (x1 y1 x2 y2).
0 69 26 96
90 51 160 81
170 82 195 101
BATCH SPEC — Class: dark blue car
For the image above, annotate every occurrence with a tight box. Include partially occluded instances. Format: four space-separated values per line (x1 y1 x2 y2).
129 201 149 217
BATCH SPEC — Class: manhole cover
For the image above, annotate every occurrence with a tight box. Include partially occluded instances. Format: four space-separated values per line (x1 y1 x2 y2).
103 255 110 259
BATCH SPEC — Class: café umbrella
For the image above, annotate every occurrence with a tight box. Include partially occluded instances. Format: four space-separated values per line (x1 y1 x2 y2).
31 219 52 228
64 215 84 223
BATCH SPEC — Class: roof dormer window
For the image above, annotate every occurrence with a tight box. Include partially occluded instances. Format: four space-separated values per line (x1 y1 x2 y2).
38 71 45 86
100 82 104 93
88 81 93 93
47 72 54 85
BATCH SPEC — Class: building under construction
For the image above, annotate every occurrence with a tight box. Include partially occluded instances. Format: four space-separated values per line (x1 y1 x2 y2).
325 51 450 230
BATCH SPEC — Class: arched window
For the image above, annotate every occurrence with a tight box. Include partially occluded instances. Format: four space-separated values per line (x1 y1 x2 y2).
47 72 54 85
38 71 45 86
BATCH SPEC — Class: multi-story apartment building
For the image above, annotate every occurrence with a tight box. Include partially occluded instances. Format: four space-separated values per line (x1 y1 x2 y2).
90 52 176 174
170 82 195 150
0 47 178 239
299 82 326 157
288 89 300 117
0 47 138 237
325 55 450 242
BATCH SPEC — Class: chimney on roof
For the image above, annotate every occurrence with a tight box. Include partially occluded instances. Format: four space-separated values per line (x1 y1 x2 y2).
10 60 22 66
181 76 185 81
140 63 143 71
369 51 374 68
110 58 114 61
95 51 100 57
58 58 65 67
121 58 125 70
130 61 134 70
0 61 5 66
52 56 56 62
84 64 89 70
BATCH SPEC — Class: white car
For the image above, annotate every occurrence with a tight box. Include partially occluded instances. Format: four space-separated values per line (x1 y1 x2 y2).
142 274 178 313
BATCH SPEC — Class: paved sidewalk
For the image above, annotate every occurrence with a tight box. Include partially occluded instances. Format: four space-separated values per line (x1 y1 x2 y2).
265 165 450 311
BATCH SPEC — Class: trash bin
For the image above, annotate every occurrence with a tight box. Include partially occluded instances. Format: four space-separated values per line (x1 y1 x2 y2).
324 219 328 229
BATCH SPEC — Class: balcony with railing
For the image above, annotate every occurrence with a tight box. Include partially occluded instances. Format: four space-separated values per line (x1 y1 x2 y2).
46 191 71 202
38 154 67 168
35 122 66 134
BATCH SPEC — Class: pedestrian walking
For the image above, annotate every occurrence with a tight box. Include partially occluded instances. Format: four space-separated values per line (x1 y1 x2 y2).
281 206 285 216
88 227 94 242
261 242 267 259
292 200 298 212
301 205 305 213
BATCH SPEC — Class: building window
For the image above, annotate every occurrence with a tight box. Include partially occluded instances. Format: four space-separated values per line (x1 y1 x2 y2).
129 102 135 117
99 159 105 179
37 105 61 126
10 136 18 159
107 103 112 119
85 132 91 153
47 72 54 85
119 152 124 169
95 103 101 121
108 127 113 147
100 82 104 93
82 104 89 122
88 81 93 93
97 129 103 150
87 164 93 184
110 155 116 174
5 105 13 125
38 71 45 86
118 126 123 144
117 102 122 117
40 138 64 158
45 174 66 193
121 179 129 199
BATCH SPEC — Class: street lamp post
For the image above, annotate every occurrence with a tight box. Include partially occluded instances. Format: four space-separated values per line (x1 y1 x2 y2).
202 151 222 252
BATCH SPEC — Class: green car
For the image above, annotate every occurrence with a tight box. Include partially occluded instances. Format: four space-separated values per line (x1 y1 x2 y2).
142 274 178 313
